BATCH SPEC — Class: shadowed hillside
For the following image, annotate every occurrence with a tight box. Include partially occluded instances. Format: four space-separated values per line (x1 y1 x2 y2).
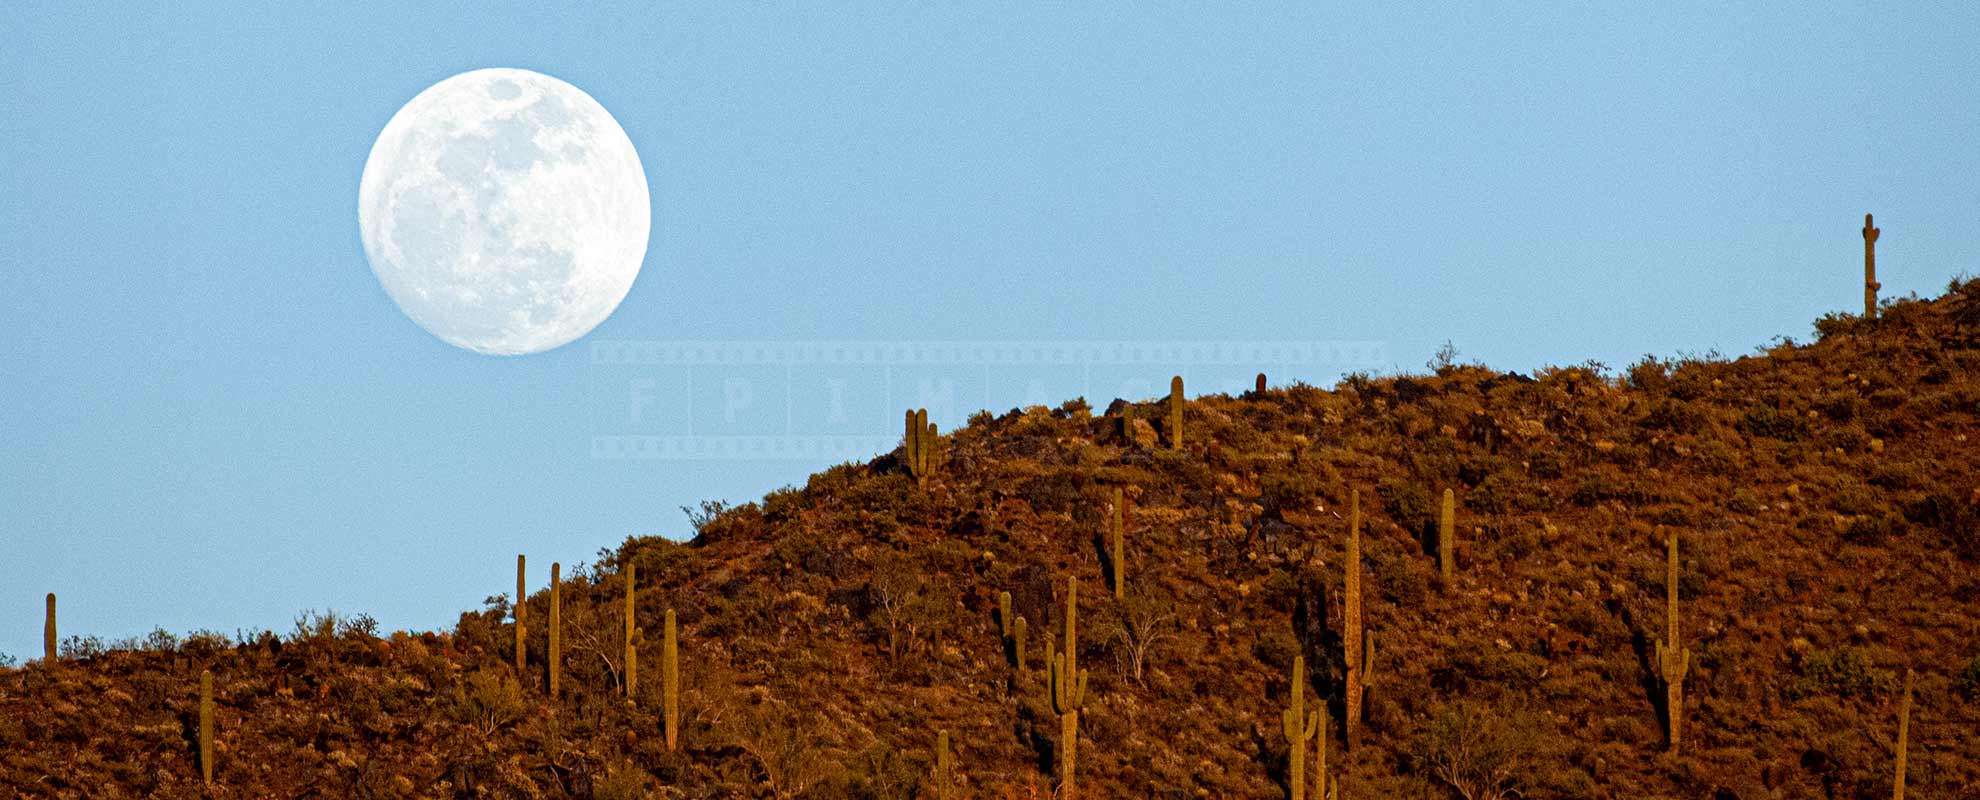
6 280 1980 799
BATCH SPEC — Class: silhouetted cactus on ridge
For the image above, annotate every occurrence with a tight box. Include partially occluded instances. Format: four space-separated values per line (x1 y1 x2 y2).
549 562 563 698
44 592 56 665
1864 213 1882 319
1167 376 1184 450
515 555 527 683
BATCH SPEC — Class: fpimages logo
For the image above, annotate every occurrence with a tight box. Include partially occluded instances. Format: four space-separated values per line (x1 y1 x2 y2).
588 339 1389 460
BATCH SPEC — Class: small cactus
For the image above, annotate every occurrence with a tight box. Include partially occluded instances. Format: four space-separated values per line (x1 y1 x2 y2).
199 669 215 784
1167 376 1184 450
1438 488 1456 583
624 561 639 702
1121 404 1138 444
1654 532 1691 751
1344 490 1364 749
1256 373 1267 394
1282 655 1320 800
549 562 563 698
44 592 56 665
1893 668 1914 799
933 729 955 800
1013 616 1028 677
1109 488 1127 599
514 555 527 682
1864 213 1882 319
664 608 680 751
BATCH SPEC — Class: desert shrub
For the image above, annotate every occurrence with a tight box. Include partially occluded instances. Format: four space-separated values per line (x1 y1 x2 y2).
1375 554 1431 607
58 635 106 660
1955 656 1980 701
448 668 523 736
1904 490 1980 561
1527 449 1563 479
1737 406 1807 442
1787 647 1896 700
1816 390 1863 422
1409 700 1548 800
1260 470 1323 515
1381 479 1438 535
0 652 15 669
1727 488 1764 514
1813 311 1858 340
1829 483 1883 516
1643 398 1706 434
1841 512 1906 545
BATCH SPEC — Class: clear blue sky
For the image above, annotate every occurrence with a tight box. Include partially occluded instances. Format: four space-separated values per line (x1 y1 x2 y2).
4 3 1976 659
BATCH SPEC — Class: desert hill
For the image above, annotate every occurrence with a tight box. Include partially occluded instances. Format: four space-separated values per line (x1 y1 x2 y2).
5 280 1979 799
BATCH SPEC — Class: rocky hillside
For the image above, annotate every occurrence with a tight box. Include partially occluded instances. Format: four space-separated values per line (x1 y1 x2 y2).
6 280 1980 800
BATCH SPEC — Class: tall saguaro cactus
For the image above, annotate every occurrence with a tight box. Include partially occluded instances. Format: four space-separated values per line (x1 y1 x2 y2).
1893 668 1914 800
999 591 1027 675
1344 490 1365 749
1050 577 1090 799
1282 655 1321 800
549 562 563 698
515 555 527 681
1109 488 1127 599
199 669 215 785
1864 213 1882 319
1167 376 1185 450
624 561 640 702
1438 488 1456 583
44 592 56 664
664 608 680 751
1654 532 1691 751
905 408 937 482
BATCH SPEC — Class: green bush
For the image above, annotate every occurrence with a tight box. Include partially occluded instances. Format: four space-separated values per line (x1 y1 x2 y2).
1955 656 1980 701
1787 647 1896 700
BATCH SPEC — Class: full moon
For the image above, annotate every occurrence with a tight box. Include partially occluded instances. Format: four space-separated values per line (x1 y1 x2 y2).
358 68 649 355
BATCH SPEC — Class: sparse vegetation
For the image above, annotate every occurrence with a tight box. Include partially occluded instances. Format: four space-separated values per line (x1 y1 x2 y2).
4 281 1978 796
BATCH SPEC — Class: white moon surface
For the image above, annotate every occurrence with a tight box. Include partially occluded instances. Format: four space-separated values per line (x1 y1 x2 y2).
358 68 649 355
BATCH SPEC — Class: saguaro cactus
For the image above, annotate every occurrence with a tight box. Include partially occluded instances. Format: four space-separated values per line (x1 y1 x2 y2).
1167 376 1184 450
1109 489 1127 599
1894 668 1914 800
199 669 215 784
1864 213 1882 319
1316 701 1334 800
1438 488 1456 583
44 592 56 664
933 729 954 800
549 562 563 697
514 555 527 681
1654 532 1691 751
1344 490 1365 749
905 408 937 481
1120 404 1138 444
1256 373 1267 394
1282 655 1321 800
1013 617 1028 677
624 561 640 702
1051 577 1089 799
664 608 680 751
